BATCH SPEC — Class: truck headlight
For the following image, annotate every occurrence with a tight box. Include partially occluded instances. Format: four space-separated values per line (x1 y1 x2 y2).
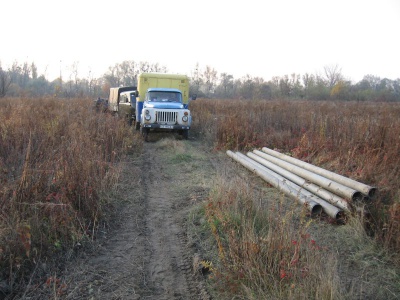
143 110 151 121
182 115 188 122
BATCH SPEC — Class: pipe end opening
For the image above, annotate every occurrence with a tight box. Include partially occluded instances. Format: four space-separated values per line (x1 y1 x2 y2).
336 211 346 224
352 191 363 202
368 187 377 198
310 204 323 216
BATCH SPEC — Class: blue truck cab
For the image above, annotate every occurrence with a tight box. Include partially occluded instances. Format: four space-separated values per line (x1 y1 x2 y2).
135 73 196 141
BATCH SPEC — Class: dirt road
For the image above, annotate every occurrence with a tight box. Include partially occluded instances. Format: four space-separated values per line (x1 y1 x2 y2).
56 137 213 299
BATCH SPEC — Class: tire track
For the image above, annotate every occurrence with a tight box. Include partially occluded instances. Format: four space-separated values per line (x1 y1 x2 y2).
140 142 199 299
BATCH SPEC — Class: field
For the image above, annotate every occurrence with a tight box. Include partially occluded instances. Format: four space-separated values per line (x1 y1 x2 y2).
191 99 400 249
189 99 400 299
1 97 400 299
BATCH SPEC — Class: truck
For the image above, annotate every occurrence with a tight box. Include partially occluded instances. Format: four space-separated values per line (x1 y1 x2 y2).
135 73 196 141
108 86 137 125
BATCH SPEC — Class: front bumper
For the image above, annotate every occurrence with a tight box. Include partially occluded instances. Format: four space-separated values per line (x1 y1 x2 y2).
142 124 190 130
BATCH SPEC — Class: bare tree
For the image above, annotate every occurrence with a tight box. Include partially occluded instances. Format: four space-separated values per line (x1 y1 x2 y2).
220 73 234 98
0 64 12 97
104 64 122 87
190 63 202 96
138 61 166 73
279 75 291 97
71 61 79 94
324 64 343 89
202 65 218 96
31 62 38 79
87 69 94 95
139 61 151 73
119 60 137 86
151 62 167 73
362 74 381 91
302 73 315 98
21 62 31 88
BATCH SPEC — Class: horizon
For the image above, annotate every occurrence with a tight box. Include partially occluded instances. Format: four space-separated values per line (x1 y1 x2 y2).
1 59 398 85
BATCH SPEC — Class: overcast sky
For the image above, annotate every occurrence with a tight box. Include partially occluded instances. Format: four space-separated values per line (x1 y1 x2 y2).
1 0 399 83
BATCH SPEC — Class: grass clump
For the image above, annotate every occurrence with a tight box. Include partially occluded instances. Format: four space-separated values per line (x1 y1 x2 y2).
201 175 342 300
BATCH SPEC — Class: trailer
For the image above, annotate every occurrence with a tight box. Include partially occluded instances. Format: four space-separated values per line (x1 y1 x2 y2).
108 86 137 125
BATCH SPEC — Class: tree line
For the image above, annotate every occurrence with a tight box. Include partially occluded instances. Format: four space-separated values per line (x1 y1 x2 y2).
1 60 399 102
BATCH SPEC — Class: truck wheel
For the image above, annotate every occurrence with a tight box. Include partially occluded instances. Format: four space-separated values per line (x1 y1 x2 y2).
135 122 140 131
143 129 149 142
183 129 189 140
141 127 149 142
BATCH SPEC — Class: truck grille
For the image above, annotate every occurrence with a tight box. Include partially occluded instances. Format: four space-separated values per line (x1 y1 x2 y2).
156 111 177 124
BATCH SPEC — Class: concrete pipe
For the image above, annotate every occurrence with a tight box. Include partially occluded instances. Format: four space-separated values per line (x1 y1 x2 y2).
237 153 343 220
261 147 376 198
226 150 322 216
248 152 351 212
253 150 362 201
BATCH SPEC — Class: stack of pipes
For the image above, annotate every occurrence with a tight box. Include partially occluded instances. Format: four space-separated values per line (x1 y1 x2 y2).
226 147 376 221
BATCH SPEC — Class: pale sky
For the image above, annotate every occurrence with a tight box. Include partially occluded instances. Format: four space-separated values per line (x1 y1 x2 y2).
1 0 399 83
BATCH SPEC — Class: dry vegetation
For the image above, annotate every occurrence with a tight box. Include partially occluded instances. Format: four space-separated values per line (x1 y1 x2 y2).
191 99 400 251
1 97 400 299
201 177 341 299
189 99 400 299
0 97 141 296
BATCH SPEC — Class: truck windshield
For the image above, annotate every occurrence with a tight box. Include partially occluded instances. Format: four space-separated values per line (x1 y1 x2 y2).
147 91 182 103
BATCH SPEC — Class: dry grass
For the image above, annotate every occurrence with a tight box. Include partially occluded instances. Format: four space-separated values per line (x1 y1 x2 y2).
188 99 400 299
191 99 400 259
0 97 141 294
201 175 342 299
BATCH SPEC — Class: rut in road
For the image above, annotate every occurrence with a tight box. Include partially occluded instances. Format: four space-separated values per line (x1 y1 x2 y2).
140 142 199 299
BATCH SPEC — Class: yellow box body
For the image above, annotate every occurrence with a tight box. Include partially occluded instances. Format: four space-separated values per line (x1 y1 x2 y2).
137 73 190 105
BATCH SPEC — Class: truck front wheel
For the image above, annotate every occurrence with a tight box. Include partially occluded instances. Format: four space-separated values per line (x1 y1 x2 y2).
183 129 189 140
128 115 133 126
141 127 149 142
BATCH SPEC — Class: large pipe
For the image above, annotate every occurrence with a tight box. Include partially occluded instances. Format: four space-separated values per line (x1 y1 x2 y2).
237 153 343 219
261 147 376 198
226 150 322 216
253 150 362 201
247 152 351 212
